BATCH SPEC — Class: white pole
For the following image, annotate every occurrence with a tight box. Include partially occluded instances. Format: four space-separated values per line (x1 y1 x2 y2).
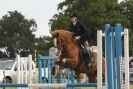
97 30 103 89
17 55 20 84
124 28 130 89
29 55 32 83
25 58 28 83
28 83 66 88
21 59 23 84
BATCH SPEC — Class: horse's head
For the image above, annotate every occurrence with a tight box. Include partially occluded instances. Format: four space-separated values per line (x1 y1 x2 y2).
50 30 75 54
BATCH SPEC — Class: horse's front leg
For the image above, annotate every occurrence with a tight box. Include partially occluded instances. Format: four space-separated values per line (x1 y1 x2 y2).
54 54 64 65
54 56 62 65
62 57 77 68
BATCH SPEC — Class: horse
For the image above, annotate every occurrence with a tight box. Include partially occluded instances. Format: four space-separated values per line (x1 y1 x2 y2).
50 30 105 82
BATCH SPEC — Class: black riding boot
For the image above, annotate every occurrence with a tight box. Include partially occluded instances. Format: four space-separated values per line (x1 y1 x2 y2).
81 41 91 69
82 46 91 69
82 47 91 63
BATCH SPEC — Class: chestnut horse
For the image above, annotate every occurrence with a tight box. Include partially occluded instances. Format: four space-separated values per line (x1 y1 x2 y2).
51 30 105 82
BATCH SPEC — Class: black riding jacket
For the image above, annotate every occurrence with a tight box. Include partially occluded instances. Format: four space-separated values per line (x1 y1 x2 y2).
70 21 87 36
70 21 90 43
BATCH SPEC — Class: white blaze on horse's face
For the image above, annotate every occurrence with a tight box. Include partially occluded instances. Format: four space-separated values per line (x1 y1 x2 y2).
54 38 61 56
54 38 57 47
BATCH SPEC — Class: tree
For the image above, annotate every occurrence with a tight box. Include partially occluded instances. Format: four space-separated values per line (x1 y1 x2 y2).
0 10 37 57
35 36 54 56
49 13 70 31
49 0 129 45
120 0 133 55
120 0 133 30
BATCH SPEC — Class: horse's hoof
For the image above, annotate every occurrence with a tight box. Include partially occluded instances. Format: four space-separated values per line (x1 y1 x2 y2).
59 66 64 70
60 62 66 66
73 75 78 79
55 61 61 65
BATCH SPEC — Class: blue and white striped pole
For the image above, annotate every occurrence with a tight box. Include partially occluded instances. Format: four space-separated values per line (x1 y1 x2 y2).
105 24 114 89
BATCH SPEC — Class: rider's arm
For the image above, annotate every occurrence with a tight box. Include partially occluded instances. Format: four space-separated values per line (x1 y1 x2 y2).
78 21 87 33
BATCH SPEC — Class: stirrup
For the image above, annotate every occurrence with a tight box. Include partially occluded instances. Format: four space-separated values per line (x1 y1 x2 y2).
88 63 94 69
90 57 95 63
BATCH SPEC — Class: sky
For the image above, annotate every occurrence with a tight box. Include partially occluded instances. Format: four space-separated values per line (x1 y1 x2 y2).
0 0 123 37
0 0 63 37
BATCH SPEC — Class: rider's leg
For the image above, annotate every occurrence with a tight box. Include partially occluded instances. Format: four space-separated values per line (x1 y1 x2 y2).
79 35 91 68
83 40 90 53
82 40 91 58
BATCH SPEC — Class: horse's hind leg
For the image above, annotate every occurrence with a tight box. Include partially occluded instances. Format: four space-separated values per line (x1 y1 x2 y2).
78 73 88 83
87 74 97 83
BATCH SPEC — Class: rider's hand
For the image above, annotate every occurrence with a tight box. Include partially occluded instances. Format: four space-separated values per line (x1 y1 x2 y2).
75 36 80 40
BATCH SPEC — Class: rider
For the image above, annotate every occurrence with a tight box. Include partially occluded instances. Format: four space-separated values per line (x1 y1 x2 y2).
69 13 91 68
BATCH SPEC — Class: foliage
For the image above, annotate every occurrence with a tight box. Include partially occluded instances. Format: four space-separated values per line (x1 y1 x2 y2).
49 0 133 55
35 36 54 56
120 0 133 29
49 0 128 44
120 0 133 55
49 12 70 31
0 10 37 57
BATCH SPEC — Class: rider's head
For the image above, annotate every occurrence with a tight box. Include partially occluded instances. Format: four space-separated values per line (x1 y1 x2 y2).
70 13 77 23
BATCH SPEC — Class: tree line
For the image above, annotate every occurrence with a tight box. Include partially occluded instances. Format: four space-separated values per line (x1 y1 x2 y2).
0 11 53 58
0 0 133 58
49 0 133 56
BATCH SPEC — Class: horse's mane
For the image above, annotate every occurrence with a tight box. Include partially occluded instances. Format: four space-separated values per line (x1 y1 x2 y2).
53 30 75 43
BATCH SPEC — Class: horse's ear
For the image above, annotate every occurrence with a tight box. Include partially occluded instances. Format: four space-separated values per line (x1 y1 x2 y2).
51 31 59 38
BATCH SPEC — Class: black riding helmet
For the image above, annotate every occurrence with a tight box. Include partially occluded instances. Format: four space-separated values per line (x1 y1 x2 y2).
70 13 77 18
